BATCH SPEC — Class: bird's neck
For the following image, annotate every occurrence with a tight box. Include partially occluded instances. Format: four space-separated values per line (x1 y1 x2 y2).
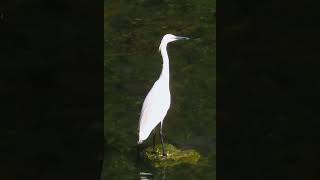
159 45 170 83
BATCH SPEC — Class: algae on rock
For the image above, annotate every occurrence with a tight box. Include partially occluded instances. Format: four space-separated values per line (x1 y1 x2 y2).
144 143 200 168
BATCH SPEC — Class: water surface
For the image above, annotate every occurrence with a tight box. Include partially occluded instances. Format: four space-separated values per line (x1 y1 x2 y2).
104 0 216 179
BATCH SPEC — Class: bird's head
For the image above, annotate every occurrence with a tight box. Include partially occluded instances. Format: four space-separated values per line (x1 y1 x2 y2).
162 34 189 43
159 34 189 51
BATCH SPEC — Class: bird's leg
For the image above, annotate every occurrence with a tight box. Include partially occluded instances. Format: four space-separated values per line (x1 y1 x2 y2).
152 129 156 153
159 125 167 157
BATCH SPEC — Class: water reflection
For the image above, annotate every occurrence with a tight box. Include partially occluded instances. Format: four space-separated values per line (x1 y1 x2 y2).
162 167 166 180
139 167 166 180
139 172 153 179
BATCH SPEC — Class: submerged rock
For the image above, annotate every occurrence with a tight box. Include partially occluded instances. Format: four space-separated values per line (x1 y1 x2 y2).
143 143 200 168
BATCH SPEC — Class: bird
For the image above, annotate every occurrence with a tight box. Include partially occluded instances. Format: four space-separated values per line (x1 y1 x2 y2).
138 34 189 156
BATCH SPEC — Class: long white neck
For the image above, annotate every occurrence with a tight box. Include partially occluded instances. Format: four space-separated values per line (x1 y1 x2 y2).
159 43 170 83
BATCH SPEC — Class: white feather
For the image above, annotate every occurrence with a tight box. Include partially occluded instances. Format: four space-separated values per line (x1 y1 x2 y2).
137 34 188 144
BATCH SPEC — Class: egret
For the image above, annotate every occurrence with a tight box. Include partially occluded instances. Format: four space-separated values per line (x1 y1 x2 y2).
138 34 189 156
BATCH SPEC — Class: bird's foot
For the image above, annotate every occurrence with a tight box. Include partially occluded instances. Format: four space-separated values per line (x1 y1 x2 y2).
162 153 167 157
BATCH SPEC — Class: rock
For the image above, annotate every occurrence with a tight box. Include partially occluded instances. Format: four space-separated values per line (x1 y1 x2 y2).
143 143 200 168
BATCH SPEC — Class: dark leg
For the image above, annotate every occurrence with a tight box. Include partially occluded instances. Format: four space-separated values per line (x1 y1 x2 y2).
159 124 167 156
153 129 156 153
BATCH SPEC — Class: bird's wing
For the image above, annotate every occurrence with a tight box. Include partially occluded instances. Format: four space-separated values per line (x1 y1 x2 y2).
138 80 160 128
138 80 170 142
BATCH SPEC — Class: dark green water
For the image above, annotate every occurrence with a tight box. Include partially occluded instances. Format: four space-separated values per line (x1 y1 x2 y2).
104 0 215 179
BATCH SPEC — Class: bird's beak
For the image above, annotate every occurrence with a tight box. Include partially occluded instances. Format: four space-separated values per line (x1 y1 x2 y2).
175 36 190 40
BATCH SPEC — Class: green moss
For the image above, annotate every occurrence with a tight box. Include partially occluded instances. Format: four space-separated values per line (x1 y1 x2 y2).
144 143 200 168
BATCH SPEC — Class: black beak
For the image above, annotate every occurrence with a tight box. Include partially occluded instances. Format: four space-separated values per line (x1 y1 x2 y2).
175 36 190 40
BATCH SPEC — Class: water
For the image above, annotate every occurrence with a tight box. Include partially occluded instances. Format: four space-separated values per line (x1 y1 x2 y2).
104 0 216 179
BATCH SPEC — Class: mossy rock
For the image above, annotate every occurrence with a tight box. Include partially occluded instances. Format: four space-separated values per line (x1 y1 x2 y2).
143 143 200 168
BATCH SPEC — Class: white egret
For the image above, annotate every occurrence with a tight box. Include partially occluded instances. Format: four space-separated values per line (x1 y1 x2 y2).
138 34 189 156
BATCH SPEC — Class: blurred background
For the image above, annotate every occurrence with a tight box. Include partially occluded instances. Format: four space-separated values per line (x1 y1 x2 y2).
104 0 216 179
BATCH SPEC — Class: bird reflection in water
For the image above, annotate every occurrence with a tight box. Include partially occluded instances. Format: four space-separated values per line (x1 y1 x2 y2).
139 172 153 180
139 167 166 180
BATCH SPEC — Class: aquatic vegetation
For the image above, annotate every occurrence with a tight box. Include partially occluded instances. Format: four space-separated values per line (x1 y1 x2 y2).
144 143 201 168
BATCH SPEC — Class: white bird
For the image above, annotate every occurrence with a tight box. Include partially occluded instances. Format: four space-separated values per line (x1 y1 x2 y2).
138 34 189 156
